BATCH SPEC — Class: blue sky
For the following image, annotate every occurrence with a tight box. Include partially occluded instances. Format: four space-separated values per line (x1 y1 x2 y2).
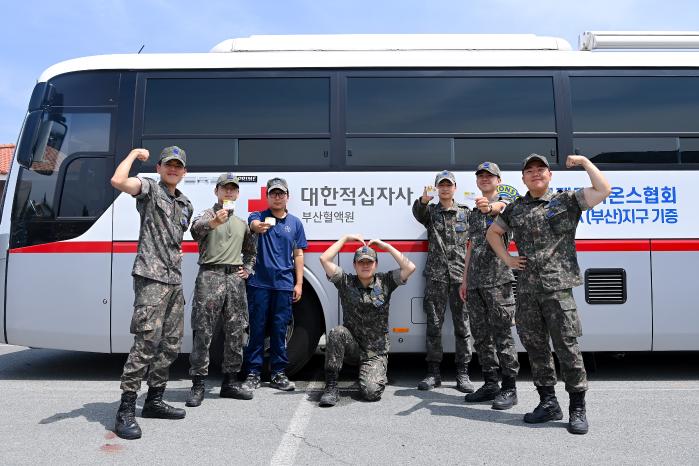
1 0 698 143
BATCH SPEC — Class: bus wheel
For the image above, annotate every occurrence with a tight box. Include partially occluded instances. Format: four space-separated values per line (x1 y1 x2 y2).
285 285 325 376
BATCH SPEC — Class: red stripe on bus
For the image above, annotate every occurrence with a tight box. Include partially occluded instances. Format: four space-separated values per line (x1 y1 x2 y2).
651 239 699 251
575 239 650 252
11 241 203 254
8 241 112 254
112 242 138 253
8 239 699 254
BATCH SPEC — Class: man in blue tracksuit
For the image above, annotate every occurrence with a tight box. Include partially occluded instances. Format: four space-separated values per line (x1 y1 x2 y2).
243 177 308 393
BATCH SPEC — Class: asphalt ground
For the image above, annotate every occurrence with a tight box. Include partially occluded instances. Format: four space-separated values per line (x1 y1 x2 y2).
0 344 697 465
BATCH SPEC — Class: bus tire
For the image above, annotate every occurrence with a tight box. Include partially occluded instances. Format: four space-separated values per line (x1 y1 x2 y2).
285 285 325 376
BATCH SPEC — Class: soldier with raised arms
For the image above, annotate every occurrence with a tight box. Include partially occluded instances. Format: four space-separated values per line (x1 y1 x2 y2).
486 153 611 435
318 235 416 406
110 146 193 440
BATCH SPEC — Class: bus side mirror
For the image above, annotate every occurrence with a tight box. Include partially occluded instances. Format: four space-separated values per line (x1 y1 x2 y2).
16 110 44 169
16 83 60 169
16 112 67 170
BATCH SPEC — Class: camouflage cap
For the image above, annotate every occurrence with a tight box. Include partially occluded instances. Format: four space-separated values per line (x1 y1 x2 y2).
476 161 501 177
353 245 377 262
159 146 187 167
266 177 289 193
434 170 456 185
216 173 240 187
522 153 550 171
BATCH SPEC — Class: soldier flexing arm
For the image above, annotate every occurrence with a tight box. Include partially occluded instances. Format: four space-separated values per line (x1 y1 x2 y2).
566 155 612 208
485 153 611 436
486 155 611 269
111 148 148 195
113 146 191 440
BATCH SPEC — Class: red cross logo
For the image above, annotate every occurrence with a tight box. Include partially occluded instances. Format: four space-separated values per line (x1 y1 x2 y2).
247 186 268 212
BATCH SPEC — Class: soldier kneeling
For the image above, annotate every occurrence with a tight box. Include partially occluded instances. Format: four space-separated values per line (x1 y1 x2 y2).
318 235 416 406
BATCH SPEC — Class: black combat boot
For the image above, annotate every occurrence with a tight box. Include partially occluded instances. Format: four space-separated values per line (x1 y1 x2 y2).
185 376 206 407
141 386 186 419
417 363 441 390
220 373 253 400
523 385 563 424
464 371 500 402
455 365 475 393
492 376 518 410
319 372 339 407
114 391 142 440
568 391 589 435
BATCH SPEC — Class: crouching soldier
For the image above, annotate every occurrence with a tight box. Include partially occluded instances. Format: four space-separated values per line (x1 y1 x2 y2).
186 173 257 406
318 235 416 406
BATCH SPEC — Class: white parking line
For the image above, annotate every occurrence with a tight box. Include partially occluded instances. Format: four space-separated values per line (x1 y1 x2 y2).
592 388 699 391
270 379 323 466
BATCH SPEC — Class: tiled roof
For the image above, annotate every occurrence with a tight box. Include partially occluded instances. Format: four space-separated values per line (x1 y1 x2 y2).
31 146 65 173
0 144 14 175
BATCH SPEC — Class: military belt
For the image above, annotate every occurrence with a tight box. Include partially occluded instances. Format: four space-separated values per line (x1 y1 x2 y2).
199 263 243 274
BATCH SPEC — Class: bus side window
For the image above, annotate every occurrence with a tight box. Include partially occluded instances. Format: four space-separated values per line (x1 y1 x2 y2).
58 157 110 218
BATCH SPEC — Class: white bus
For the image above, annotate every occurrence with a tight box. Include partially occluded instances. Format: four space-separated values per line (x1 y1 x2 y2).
2 32 698 374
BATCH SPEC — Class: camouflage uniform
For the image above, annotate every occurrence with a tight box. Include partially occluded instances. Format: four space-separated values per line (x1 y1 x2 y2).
188 203 257 377
120 177 193 393
325 267 405 401
412 198 472 366
495 189 590 393
466 196 519 379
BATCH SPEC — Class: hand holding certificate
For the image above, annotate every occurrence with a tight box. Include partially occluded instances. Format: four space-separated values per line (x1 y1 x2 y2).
222 200 235 212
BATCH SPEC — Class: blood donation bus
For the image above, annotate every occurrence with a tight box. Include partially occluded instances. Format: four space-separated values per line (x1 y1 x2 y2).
2 31 698 374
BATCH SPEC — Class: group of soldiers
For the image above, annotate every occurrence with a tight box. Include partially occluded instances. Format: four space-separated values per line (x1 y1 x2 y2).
109 145 611 440
111 147 306 440
317 152 610 438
